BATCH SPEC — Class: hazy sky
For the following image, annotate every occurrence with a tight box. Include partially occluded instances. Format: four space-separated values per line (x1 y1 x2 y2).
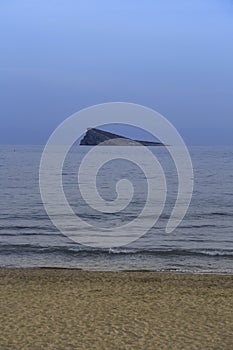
1 0 233 145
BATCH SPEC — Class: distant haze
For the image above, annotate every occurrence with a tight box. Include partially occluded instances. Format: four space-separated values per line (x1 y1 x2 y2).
0 0 233 145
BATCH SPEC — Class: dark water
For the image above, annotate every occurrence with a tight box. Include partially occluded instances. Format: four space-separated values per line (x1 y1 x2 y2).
0 145 233 273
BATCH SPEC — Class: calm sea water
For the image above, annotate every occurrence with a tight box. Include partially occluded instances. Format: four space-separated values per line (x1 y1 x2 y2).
0 145 233 273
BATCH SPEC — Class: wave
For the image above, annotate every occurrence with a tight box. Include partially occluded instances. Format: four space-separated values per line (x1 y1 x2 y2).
109 248 233 257
0 244 233 258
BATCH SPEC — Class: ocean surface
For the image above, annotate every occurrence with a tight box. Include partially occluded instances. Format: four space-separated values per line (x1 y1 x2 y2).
0 145 233 273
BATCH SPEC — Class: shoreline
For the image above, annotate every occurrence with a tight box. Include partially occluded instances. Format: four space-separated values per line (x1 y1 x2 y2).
1 268 233 349
1 266 233 275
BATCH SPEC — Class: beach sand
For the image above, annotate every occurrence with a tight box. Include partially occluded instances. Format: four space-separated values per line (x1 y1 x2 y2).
0 269 232 349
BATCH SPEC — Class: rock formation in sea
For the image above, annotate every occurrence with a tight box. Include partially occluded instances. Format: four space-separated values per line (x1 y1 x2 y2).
80 128 164 146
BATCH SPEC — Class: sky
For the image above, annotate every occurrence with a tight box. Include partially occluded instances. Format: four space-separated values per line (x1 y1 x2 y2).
1 0 233 145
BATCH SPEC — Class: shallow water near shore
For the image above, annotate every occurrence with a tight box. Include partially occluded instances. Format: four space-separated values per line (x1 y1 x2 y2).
0 145 233 273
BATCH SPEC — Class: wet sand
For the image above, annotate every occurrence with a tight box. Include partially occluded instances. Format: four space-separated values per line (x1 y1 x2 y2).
0 268 232 349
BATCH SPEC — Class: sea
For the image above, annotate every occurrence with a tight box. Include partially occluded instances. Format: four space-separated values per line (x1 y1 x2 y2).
0 145 233 273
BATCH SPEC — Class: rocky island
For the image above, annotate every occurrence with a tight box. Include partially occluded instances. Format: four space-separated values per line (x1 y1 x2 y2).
80 128 164 146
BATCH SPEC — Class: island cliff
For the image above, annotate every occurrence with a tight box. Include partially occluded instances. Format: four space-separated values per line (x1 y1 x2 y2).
80 128 164 146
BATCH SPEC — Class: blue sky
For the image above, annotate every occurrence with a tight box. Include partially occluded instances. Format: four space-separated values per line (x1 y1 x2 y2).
1 0 233 145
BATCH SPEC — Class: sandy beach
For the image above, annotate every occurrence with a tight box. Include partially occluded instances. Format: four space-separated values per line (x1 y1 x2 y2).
0 268 232 349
